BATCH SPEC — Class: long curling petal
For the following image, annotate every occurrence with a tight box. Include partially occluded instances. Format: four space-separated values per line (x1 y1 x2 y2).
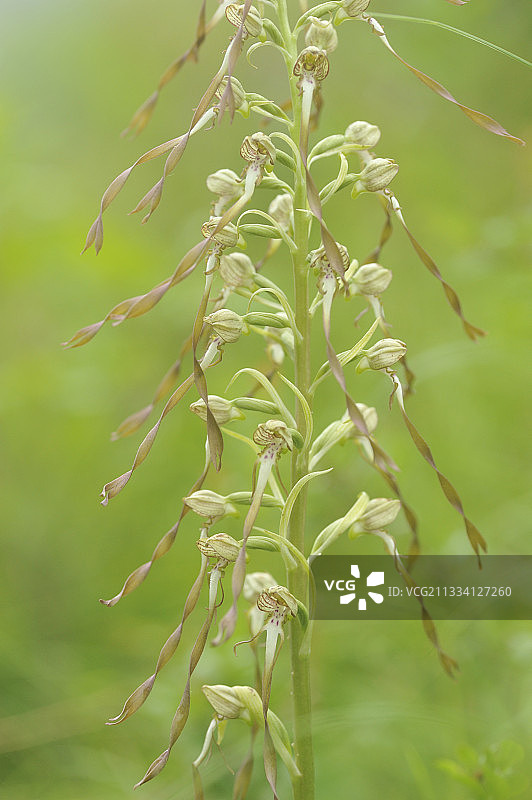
100 458 210 606
122 0 214 137
389 372 487 562
64 238 208 348
107 552 209 725
134 568 223 787
371 530 458 676
366 15 524 145
84 24 246 254
100 338 220 505
387 191 486 341
111 335 193 440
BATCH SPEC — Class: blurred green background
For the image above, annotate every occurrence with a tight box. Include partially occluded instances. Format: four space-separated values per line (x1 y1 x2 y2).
1 0 531 797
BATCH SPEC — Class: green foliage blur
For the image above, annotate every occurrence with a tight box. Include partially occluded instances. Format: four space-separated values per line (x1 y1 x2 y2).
1 0 531 797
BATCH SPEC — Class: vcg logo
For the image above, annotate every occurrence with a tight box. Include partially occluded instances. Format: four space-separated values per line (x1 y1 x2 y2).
323 564 385 611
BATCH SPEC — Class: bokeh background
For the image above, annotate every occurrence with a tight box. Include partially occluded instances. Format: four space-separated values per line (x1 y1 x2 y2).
1 0 531 797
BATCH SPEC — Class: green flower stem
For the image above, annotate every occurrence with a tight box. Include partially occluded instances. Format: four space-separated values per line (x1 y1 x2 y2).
276 2 315 798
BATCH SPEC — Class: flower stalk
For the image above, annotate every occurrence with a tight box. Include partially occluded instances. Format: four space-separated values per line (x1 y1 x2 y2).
276 4 317 795
70 0 526 796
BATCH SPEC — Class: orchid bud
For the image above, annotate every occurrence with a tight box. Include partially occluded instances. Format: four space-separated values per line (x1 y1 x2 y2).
189 395 243 424
350 498 401 533
183 490 237 521
351 262 392 296
202 684 264 725
201 218 245 248
342 0 371 17
225 4 264 38
240 132 276 171
345 120 381 149
268 193 293 231
358 158 399 192
219 252 255 289
204 309 244 343
243 572 277 603
293 46 330 82
356 338 407 372
253 419 293 451
305 17 338 53
202 684 245 719
206 168 244 201
215 76 248 112
196 533 241 561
